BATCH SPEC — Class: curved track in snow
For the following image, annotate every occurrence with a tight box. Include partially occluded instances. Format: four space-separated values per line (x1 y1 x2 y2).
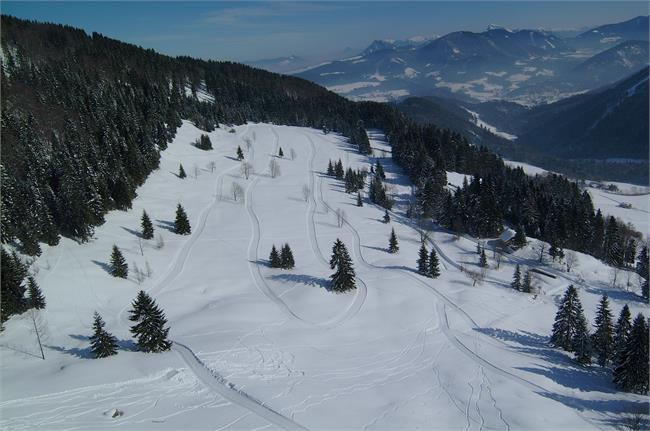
172 342 307 431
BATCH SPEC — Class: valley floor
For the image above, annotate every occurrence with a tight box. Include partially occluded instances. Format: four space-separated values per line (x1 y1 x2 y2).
1 122 648 430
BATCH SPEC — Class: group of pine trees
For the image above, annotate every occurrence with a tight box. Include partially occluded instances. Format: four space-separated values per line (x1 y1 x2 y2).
193 133 213 150
416 242 440 278
510 264 534 293
268 244 295 269
327 159 345 179
551 286 648 394
1 248 46 324
89 290 171 358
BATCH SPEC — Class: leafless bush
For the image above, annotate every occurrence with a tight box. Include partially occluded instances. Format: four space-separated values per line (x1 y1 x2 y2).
241 161 254 180
207 161 216 173
269 159 281 178
154 234 165 250
232 182 244 201
336 208 347 228
290 148 297 160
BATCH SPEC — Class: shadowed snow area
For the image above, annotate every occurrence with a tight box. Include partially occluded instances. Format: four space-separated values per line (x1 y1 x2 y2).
1 122 647 429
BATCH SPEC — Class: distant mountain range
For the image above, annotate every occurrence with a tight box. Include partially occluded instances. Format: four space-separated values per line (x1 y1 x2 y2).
291 15 648 105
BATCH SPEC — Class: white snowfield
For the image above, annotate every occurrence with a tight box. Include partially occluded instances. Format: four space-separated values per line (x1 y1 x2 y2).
1 122 648 430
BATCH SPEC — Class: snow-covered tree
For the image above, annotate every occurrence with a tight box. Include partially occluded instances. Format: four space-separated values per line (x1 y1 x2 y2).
128 291 171 353
280 244 295 269
27 276 46 309
236 146 244 160
511 264 522 291
356 192 363 207
550 285 587 352
522 270 533 293
479 249 488 268
329 239 356 292
269 245 281 268
591 294 614 367
110 245 128 278
573 311 592 365
388 228 399 253
428 248 440 278
174 204 191 235
178 164 187 179
278 147 284 158
613 314 649 394
613 304 632 362
417 243 429 276
141 210 154 240
382 210 390 224
89 311 118 358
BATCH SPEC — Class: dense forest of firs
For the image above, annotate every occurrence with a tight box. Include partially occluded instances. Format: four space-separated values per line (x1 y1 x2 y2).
1 16 642 272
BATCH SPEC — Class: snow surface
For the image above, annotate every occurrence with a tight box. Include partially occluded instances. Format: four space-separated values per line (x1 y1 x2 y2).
1 123 648 429
325 81 380 94
464 108 518 141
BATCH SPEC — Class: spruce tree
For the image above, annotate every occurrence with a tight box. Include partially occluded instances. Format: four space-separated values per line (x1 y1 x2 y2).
236 146 244 160
178 164 187 179
329 239 356 292
141 210 154 240
1 249 27 320
479 249 488 268
327 160 334 176
334 159 344 179
269 245 281 268
513 224 527 248
129 291 172 353
613 304 632 362
613 314 649 394
388 228 399 253
110 245 128 278
522 270 533 293
551 285 585 351
89 312 118 358
511 264 522 291
636 245 648 301
278 147 284 158
280 244 295 269
174 204 191 235
27 276 46 310
383 210 390 223
356 192 363 207
573 311 592 365
428 248 440 278
417 243 429 276
375 161 385 180
592 294 614 367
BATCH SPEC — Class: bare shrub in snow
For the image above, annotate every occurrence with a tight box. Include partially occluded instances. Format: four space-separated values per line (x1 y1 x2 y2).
269 159 281 178
231 182 244 201
241 161 253 180
302 184 310 202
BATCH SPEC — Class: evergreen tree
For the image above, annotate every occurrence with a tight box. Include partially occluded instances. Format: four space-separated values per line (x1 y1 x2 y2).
479 249 488 268
592 294 614 367
511 264 522 291
110 245 128 278
522 270 533 293
26 276 46 310
89 311 118 358
327 160 334 176
636 245 648 301
383 210 390 223
417 243 429 276
329 239 356 292
1 248 27 321
129 291 172 353
613 314 649 394
388 228 399 253
280 244 295 269
236 146 244 160
174 204 191 235
603 217 624 267
613 304 632 362
428 248 440 278
141 210 154 240
642 279 649 303
269 245 281 268
513 224 527 248
278 147 284 158
551 285 586 351
375 160 386 180
334 159 344 180
178 164 187 179
573 311 592 365
356 192 363 207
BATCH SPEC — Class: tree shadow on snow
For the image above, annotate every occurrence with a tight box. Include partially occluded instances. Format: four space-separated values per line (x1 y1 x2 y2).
155 219 176 233
362 245 387 253
91 260 112 275
47 334 136 359
268 273 330 290
121 226 142 238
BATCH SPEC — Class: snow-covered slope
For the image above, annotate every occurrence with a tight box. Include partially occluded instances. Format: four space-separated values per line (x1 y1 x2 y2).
1 122 647 429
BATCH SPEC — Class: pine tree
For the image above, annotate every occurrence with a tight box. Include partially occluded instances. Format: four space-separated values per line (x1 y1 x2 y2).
278 147 284 158
613 304 632 362
636 245 648 301
329 239 356 292
522 270 533 293
375 160 385 179
327 160 334 176
428 248 440 278
1 249 27 321
27 276 46 309
511 265 522 291
573 311 592 365
513 224 527 248
551 285 586 351
174 204 191 235
388 228 399 253
178 164 187 179
269 245 281 268
129 291 171 353
479 249 488 268
141 210 154 240
236 146 244 160
334 159 344 180
110 245 128 278
280 243 295 269
89 311 118 358
591 294 614 367
417 243 429 276
613 314 649 394
383 210 390 223
356 192 363 207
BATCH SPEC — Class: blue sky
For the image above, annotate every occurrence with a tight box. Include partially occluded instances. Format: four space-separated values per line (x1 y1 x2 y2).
2 1 647 62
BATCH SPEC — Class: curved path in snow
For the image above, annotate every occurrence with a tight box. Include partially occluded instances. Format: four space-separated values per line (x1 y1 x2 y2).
172 342 307 431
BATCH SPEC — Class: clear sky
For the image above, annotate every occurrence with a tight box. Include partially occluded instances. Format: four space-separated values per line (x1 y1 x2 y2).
2 1 647 62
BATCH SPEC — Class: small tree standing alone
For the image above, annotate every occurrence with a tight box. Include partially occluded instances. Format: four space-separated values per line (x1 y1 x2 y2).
236 146 244 160
388 228 399 254
129 291 172 353
110 245 128 279
383 210 390 223
174 204 191 235
141 210 154 240
178 164 187 179
89 312 118 358
329 239 356 292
